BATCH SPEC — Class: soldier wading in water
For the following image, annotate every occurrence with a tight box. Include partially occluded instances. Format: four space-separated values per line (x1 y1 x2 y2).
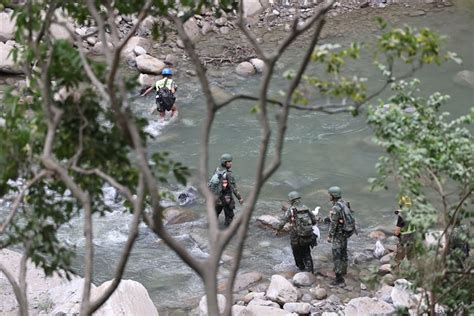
277 191 318 273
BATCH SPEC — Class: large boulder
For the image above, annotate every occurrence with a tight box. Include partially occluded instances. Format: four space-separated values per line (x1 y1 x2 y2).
292 272 315 287
163 207 199 225
183 17 200 42
242 0 264 17
218 271 263 293
0 11 16 42
122 36 152 56
453 70 474 88
138 73 159 87
344 297 395 316
50 10 74 42
249 58 265 73
236 61 256 76
266 275 297 305
0 42 23 74
391 279 418 309
136 54 166 75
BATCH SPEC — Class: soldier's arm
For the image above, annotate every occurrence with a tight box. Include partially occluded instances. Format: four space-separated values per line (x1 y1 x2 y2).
277 209 291 230
328 205 342 238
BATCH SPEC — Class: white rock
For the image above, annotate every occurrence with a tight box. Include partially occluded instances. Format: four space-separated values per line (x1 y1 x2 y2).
266 275 297 304
198 294 226 316
243 305 297 315
86 36 97 46
136 54 166 75
50 10 74 42
344 297 395 316
283 302 311 314
0 11 16 42
424 230 446 249
311 287 327 300
215 17 227 27
232 304 246 315
373 240 386 259
92 41 113 55
453 70 474 88
75 27 87 37
242 0 264 17
122 36 152 56
201 21 213 35
243 291 265 304
219 26 231 34
134 45 147 56
292 272 315 287
236 61 256 76
0 42 23 74
248 298 280 308
249 58 265 73
375 284 394 304
391 279 417 309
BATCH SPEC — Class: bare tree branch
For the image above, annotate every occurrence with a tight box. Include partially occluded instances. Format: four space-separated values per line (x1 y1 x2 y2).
0 262 28 315
0 170 51 234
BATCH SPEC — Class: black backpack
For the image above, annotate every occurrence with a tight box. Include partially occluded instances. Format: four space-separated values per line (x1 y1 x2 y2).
291 208 314 237
156 79 176 111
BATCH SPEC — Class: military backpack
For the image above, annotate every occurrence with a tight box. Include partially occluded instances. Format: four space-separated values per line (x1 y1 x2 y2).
336 200 356 237
155 79 176 111
291 207 314 237
208 168 227 194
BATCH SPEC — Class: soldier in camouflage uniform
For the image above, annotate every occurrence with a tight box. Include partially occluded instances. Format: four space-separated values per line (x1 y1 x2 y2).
214 153 244 227
326 186 349 286
277 191 317 273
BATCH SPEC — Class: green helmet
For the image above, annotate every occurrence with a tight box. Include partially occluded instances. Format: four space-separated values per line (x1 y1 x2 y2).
220 153 233 164
328 186 342 198
288 191 301 201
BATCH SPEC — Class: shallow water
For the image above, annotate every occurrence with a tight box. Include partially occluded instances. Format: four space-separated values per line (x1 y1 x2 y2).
2 2 474 314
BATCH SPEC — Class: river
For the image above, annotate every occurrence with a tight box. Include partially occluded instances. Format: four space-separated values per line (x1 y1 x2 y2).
3 1 474 314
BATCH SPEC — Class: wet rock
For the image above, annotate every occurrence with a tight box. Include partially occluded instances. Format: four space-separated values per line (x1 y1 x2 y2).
248 298 280 308
249 58 265 73
163 207 199 225
292 272 314 287
210 85 233 104
136 54 166 75
266 275 298 305
236 61 257 76
198 294 226 316
283 302 311 314
0 11 15 42
0 42 23 74
234 272 263 292
256 214 281 230
344 297 395 316
369 230 386 240
453 70 474 88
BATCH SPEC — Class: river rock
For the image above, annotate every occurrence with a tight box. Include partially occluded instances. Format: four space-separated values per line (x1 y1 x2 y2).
453 70 474 88
134 45 147 56
248 298 280 308
382 273 395 286
374 240 387 258
92 41 113 55
344 297 395 316
232 305 246 315
283 302 311 314
49 10 74 42
198 294 226 316
136 54 166 75
243 291 265 304
266 275 298 304
234 272 263 292
183 17 200 42
201 21 213 35
353 252 372 264
0 11 15 42
219 26 231 34
380 252 395 264
391 278 417 309
122 36 152 56
138 73 159 87
375 284 394 303
256 214 281 230
379 264 392 275
93 280 159 316
165 54 178 66
215 17 227 27
0 42 23 74
240 305 297 316
310 287 327 300
163 207 199 225
236 61 256 76
249 58 265 73
369 230 386 240
243 0 264 17
292 272 314 287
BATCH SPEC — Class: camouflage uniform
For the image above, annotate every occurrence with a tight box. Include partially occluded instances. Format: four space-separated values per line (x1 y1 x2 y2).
278 200 317 273
214 166 242 227
329 199 349 277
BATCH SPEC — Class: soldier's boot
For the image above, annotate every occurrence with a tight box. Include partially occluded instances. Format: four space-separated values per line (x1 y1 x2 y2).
330 273 345 286
303 258 314 274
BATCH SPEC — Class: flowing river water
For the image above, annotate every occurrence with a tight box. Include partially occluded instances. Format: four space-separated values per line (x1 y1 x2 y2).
2 2 474 314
